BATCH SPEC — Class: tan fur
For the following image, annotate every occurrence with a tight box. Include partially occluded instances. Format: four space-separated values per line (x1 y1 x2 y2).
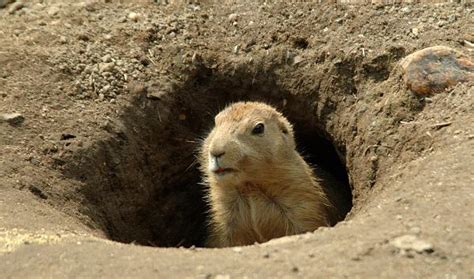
200 102 338 247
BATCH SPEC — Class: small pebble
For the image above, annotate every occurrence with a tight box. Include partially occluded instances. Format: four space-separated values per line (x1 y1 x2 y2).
391 234 434 254
232 247 242 253
101 54 112 63
401 7 411 14
228 13 238 22
1 113 25 126
233 44 240 54
98 62 114 73
146 90 167 100
128 12 140 22
59 36 67 44
47 6 60 16
8 1 24 14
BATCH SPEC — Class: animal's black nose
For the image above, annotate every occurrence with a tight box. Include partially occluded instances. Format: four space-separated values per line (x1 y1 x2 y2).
211 150 225 158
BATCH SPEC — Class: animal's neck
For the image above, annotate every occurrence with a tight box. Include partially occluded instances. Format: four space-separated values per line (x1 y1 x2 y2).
216 152 316 200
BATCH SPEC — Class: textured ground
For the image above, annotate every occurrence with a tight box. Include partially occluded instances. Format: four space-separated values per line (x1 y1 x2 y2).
0 0 473 278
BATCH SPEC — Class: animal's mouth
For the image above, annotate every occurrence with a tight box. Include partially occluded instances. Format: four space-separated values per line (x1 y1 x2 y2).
213 167 235 176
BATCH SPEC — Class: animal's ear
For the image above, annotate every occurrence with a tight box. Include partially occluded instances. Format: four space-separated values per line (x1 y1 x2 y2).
277 117 292 136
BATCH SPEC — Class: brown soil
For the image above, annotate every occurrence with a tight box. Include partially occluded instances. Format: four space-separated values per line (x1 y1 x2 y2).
0 0 473 277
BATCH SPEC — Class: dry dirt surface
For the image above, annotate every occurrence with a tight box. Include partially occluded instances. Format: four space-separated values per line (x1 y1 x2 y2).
1 0 473 278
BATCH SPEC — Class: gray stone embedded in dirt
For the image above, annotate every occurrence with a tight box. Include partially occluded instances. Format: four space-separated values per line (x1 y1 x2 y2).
390 235 434 253
0 112 25 126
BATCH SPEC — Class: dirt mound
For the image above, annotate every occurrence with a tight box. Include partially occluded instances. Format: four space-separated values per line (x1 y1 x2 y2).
0 0 473 277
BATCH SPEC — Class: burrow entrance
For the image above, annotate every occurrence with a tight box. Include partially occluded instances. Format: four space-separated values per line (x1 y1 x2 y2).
65 63 353 248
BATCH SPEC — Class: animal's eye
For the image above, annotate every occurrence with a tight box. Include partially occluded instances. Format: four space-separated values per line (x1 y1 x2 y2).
252 123 265 135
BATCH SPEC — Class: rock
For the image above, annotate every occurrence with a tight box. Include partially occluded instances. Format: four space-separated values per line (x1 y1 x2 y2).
228 13 238 22
102 85 111 94
401 7 411 14
231 247 242 253
0 112 25 126
59 36 67 44
128 12 140 22
101 54 112 63
7 1 24 14
293 55 304 66
47 6 60 16
390 235 434 253
233 44 240 54
191 52 202 65
399 46 474 95
146 89 167 100
98 62 114 73
77 33 90 41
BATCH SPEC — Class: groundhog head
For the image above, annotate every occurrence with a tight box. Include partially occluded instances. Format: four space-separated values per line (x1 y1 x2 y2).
201 102 296 185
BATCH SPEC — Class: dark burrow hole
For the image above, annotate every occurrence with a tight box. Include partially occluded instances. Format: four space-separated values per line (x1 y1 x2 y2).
66 65 353 248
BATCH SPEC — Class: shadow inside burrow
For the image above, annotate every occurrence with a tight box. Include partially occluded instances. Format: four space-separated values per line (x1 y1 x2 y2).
62 62 352 247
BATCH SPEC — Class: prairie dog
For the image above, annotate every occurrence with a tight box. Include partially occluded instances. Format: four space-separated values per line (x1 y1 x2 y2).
200 102 341 247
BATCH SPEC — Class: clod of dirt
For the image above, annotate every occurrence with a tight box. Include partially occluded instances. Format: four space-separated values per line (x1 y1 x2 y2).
400 46 474 95
390 234 434 254
0 112 24 126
